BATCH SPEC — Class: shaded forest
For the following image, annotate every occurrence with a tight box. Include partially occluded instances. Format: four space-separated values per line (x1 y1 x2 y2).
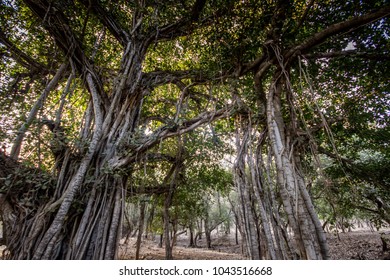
0 0 389 260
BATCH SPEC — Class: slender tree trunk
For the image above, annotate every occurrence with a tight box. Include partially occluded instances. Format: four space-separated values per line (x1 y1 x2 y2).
204 212 212 249
135 201 146 260
158 234 163 248
163 191 173 260
170 215 178 249
235 223 239 245
144 201 155 240
189 224 195 247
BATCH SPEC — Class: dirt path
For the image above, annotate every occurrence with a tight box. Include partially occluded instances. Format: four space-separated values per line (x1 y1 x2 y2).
119 234 246 260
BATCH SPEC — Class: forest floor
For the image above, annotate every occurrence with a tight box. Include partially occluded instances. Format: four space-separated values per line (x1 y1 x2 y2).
0 228 389 260
119 228 390 260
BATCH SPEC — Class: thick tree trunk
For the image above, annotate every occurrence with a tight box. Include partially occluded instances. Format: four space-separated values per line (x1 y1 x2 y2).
266 74 329 259
249 135 278 260
1 30 147 258
233 117 261 259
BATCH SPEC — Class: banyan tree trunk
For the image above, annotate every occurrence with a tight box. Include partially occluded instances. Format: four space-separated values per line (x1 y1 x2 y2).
233 115 261 259
1 147 127 259
234 114 289 260
233 68 329 260
1 28 147 258
266 74 329 260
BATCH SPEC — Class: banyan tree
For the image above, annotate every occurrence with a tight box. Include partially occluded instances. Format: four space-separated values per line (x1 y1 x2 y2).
0 0 389 259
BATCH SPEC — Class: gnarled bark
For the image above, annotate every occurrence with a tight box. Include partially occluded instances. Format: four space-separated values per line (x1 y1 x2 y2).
265 72 329 259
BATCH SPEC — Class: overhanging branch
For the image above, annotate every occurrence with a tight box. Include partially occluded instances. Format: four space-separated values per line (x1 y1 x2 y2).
146 0 235 45
80 0 129 46
304 50 390 60
0 29 50 74
23 0 110 109
109 103 236 169
286 5 390 58
142 67 235 92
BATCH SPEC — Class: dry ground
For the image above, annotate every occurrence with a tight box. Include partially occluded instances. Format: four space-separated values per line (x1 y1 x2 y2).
1 229 389 260
119 233 247 260
327 230 390 260
119 229 390 260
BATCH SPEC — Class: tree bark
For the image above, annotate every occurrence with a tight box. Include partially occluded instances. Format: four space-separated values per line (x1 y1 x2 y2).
265 72 328 259
233 116 261 259
204 210 212 249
